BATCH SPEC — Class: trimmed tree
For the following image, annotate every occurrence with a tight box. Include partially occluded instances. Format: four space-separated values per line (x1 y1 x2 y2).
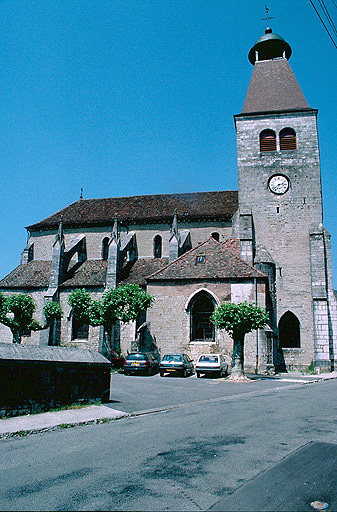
211 301 269 379
68 284 154 355
43 301 64 345
43 301 63 326
0 292 42 343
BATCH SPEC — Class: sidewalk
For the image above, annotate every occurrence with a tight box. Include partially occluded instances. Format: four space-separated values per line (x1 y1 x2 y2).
0 404 129 438
1 371 336 439
251 370 337 383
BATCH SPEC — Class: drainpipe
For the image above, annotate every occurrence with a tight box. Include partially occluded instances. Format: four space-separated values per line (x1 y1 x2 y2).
254 278 258 373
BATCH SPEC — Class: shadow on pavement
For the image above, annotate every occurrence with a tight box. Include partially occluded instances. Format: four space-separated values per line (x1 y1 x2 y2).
209 441 337 511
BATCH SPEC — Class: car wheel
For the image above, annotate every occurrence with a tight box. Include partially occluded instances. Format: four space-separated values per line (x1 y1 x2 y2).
182 369 187 378
160 372 164 377
196 372 200 378
124 370 129 376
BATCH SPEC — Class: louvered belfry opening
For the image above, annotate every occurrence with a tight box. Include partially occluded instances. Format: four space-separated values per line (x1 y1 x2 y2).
280 128 296 150
260 129 276 152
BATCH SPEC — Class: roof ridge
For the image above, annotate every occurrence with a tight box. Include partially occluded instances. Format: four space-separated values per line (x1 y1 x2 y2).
146 238 215 279
72 190 238 203
146 236 266 280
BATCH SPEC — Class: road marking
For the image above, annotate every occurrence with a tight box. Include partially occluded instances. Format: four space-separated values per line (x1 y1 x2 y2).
130 381 319 417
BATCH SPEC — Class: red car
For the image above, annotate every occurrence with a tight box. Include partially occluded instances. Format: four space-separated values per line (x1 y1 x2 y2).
110 351 125 369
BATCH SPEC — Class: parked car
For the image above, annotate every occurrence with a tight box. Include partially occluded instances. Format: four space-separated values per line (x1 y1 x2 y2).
123 352 159 376
159 353 194 377
195 354 228 378
110 351 126 369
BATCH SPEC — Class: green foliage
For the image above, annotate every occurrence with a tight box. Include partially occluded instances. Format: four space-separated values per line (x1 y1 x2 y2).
0 292 8 320
211 301 269 339
102 284 154 325
67 285 154 329
43 301 63 325
89 300 103 326
7 294 36 324
0 292 43 342
68 289 92 324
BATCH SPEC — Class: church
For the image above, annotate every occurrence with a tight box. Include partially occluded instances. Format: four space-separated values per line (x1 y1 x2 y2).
1 27 336 373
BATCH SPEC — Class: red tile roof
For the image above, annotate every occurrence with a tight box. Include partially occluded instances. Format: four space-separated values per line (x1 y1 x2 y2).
27 191 238 231
60 260 108 288
239 58 312 114
222 237 240 256
0 261 52 289
120 258 169 286
147 237 266 281
0 258 171 290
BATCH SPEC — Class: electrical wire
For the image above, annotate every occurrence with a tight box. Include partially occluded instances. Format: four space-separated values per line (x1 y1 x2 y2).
318 0 337 37
309 0 337 48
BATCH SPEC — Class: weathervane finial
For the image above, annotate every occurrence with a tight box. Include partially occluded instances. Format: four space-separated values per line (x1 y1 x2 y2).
261 6 274 29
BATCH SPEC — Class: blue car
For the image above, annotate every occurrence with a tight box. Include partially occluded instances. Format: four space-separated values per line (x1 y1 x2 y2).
159 353 194 377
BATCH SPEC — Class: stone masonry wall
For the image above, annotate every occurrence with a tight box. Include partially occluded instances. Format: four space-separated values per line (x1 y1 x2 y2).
28 221 232 261
236 110 322 368
145 279 266 371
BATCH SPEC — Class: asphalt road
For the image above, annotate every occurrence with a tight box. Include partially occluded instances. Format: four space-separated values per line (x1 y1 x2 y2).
1 375 337 511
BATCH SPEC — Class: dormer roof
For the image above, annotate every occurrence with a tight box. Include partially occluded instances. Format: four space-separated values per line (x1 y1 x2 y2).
147 237 266 281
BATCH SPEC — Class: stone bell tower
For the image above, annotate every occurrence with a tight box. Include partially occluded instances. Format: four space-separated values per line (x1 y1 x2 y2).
234 27 337 371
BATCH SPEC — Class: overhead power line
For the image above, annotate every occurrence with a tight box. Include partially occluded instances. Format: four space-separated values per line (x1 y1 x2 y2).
318 0 337 37
309 0 337 48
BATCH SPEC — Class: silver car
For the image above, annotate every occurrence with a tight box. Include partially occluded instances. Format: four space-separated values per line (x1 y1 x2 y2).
195 353 228 378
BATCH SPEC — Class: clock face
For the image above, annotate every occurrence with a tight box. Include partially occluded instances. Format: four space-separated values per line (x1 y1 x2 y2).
268 175 289 195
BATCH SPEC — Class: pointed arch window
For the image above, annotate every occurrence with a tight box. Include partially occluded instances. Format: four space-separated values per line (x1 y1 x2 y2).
280 128 297 151
72 317 89 340
260 129 276 152
279 311 300 348
190 292 215 342
102 237 109 260
154 235 162 258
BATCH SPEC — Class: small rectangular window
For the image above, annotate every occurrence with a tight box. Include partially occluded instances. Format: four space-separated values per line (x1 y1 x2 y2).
196 255 205 264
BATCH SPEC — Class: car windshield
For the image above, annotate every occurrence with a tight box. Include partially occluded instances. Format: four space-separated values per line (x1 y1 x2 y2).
199 355 219 363
162 354 183 362
126 353 146 360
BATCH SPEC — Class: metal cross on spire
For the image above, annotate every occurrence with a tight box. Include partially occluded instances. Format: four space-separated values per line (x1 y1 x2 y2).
261 6 274 28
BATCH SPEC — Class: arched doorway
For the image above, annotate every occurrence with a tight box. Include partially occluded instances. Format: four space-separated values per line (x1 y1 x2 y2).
190 292 215 342
279 311 300 348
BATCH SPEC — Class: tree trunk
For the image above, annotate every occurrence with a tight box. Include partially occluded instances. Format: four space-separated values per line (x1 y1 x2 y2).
103 327 112 359
12 331 21 344
231 334 245 378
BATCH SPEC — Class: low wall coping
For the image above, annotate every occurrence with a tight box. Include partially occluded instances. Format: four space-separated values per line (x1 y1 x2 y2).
0 343 110 365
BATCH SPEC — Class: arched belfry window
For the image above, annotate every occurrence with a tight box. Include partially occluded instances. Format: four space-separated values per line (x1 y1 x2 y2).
154 235 162 258
279 311 300 348
102 237 109 260
190 292 215 342
280 128 297 151
260 129 276 152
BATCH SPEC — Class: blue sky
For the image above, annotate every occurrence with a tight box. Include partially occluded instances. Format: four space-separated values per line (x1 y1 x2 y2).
0 0 336 282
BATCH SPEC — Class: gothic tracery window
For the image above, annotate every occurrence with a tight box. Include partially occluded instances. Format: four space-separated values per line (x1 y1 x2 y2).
190 292 215 342
71 317 89 340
